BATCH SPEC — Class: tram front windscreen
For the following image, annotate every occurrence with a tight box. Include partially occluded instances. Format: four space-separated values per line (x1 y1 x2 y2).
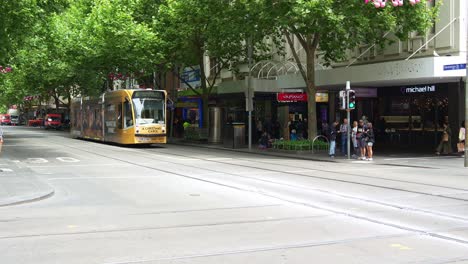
132 91 165 126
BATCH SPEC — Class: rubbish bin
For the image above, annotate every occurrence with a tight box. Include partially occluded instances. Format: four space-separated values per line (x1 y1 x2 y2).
208 107 223 143
223 122 246 148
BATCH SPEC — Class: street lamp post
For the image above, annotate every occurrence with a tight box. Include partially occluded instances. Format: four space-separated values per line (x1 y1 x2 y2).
465 17 468 167
247 36 253 151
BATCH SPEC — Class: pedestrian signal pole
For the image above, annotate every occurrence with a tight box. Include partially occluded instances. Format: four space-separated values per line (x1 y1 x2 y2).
346 81 351 160
464 19 468 168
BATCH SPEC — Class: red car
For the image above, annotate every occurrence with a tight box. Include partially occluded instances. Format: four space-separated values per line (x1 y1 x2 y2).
44 114 62 130
0 114 11 125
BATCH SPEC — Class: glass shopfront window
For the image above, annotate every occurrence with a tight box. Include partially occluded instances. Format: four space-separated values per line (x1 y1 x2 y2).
378 84 450 150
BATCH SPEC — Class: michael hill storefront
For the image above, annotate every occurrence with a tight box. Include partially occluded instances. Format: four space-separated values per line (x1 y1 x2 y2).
376 82 464 151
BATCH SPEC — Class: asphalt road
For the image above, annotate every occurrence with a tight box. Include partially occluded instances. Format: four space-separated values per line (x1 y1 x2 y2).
1 126 468 264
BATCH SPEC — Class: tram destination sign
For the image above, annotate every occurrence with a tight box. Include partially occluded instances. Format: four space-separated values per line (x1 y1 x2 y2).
401 85 436 94
133 91 164 99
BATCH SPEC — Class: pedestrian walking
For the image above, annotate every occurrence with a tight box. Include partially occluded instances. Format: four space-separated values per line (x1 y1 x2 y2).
351 121 358 158
436 122 453 155
256 119 263 141
365 122 375 161
357 119 367 160
458 121 465 157
329 121 338 158
339 118 349 156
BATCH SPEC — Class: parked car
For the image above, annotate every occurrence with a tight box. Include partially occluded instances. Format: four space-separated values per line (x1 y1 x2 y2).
0 114 11 125
44 114 62 130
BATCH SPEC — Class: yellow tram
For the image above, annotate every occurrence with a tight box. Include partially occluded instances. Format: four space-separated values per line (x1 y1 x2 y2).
71 89 167 145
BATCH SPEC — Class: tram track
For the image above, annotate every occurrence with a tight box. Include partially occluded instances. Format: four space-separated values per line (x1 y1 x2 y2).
160 145 468 192
0 214 333 240
38 139 468 247
50 140 468 222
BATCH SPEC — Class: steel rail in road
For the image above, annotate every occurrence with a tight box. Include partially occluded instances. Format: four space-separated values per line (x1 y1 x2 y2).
37 138 468 249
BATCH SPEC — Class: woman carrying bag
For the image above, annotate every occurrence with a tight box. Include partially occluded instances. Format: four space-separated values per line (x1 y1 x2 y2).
458 121 465 157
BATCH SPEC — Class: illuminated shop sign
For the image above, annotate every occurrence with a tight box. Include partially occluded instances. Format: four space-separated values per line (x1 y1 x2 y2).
401 85 436 94
277 93 307 102
277 92 329 103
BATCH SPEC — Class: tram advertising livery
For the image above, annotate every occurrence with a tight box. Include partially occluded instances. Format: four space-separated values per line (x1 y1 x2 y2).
71 89 167 145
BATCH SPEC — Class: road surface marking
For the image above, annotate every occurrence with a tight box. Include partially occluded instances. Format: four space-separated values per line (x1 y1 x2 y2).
0 168 13 172
26 158 48 164
285 170 317 173
56 157 80 163
390 243 412 250
384 158 429 161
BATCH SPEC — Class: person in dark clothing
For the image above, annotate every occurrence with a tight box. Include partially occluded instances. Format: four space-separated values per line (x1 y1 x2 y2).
302 118 308 139
328 121 339 158
364 122 375 161
258 131 271 149
296 119 304 139
436 122 453 155
272 119 281 139
357 119 367 160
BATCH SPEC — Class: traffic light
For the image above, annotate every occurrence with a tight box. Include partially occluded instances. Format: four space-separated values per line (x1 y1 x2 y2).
347 90 356 110
339 90 346 110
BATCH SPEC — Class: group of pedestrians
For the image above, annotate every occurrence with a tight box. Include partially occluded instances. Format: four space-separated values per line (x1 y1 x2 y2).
435 121 467 156
328 118 375 160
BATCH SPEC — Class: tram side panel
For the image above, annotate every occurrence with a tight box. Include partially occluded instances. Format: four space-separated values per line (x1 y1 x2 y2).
103 93 136 144
70 100 82 138
81 99 103 141
103 96 123 144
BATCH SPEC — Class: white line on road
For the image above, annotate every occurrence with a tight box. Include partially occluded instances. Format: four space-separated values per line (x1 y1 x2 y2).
284 170 317 173
27 163 126 168
205 158 233 161
56 157 80 163
383 157 429 161
26 158 48 164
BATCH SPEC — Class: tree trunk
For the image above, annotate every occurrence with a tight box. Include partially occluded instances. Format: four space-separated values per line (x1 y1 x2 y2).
306 47 318 140
54 92 60 110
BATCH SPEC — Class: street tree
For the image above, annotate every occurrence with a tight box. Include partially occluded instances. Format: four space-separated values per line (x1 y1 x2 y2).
266 0 439 139
0 0 68 65
155 0 277 128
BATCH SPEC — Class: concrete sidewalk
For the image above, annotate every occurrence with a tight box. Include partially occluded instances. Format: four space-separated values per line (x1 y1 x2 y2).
0 170 54 207
168 138 467 169
0 140 54 207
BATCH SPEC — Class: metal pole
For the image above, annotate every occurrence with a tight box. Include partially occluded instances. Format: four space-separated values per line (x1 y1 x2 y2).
465 15 468 167
248 36 253 151
346 81 351 160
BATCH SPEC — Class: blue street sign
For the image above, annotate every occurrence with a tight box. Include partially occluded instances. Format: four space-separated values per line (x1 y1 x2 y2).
443 63 467 71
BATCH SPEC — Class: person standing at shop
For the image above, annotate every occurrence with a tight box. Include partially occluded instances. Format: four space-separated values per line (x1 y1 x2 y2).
436 122 453 155
339 118 349 156
352 121 358 158
357 119 367 160
329 121 339 158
